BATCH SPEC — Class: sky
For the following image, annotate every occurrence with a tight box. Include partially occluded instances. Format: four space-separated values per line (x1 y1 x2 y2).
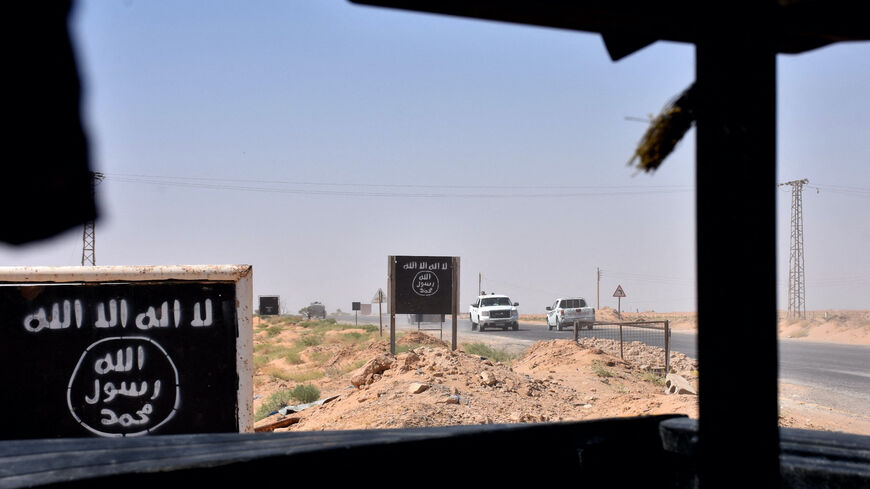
2 1 868 314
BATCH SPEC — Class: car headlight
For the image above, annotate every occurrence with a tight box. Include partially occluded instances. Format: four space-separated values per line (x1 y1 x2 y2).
511 309 518 317
481 311 489 317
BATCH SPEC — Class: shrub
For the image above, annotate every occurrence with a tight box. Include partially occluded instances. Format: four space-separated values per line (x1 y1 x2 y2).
592 361 615 378
639 372 665 385
462 342 520 364
287 370 324 382
396 344 422 354
290 384 321 404
283 350 303 365
299 333 324 347
255 389 295 421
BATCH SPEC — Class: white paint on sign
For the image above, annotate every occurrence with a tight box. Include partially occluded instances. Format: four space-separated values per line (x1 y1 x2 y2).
67 336 181 438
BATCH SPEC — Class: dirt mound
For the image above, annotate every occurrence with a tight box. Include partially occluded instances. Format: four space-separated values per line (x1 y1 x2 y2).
573 337 698 375
256 338 697 432
398 331 450 348
778 312 870 345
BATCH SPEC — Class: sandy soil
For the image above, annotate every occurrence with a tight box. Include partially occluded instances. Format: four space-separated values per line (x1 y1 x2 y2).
252 311 870 436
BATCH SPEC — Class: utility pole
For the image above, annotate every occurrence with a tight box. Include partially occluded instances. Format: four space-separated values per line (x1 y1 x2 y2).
81 172 104 266
778 179 808 320
596 267 601 310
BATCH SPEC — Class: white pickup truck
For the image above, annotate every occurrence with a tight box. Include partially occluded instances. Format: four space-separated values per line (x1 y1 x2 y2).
469 294 519 332
546 297 595 331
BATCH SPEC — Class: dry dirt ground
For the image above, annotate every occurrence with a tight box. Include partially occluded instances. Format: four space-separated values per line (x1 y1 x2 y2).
252 312 870 436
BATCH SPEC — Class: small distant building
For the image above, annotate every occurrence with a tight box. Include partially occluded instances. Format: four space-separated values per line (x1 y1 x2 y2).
258 296 280 315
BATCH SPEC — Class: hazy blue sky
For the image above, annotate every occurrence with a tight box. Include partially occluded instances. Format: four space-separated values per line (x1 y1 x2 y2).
2 1 867 314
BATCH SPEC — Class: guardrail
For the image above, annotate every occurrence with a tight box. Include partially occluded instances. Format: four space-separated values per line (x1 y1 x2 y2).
570 320 671 373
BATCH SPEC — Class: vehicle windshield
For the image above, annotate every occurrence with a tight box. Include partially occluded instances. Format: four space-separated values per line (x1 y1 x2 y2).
4 0 860 445
481 297 511 306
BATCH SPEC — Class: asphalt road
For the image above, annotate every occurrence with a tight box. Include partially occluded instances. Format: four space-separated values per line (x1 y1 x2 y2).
335 314 870 416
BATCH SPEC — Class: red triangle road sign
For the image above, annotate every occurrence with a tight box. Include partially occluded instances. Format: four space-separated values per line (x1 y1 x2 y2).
613 285 626 298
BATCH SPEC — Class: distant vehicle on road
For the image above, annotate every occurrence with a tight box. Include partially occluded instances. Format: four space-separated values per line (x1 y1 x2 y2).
301 301 327 319
546 297 595 331
469 293 519 332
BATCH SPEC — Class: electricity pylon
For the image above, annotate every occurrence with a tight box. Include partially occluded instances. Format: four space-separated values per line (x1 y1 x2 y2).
81 172 104 266
779 179 808 319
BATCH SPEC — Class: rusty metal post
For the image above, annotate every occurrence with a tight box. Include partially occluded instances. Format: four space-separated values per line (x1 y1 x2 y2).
665 320 671 373
451 257 459 351
388 256 396 355
619 323 624 360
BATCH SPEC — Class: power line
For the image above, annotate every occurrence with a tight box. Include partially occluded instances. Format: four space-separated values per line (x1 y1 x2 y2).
807 184 870 198
103 172 693 191
100 173 693 199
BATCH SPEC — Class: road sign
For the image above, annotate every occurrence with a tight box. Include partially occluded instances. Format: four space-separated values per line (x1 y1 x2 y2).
372 288 386 304
352 302 361 311
613 285 626 298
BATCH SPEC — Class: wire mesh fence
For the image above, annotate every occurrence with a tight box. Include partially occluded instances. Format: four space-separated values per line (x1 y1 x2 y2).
572 320 671 372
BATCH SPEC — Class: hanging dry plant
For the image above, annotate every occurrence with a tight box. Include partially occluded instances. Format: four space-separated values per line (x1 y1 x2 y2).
628 83 696 173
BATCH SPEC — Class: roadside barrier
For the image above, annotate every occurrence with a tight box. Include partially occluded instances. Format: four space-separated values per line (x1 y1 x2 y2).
572 320 671 373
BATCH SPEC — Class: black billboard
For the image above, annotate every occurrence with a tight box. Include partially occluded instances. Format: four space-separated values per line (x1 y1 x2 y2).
0 282 240 439
392 256 454 314
259 295 280 315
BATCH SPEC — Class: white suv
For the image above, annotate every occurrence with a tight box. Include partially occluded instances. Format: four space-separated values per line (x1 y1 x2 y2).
546 297 595 331
469 294 519 332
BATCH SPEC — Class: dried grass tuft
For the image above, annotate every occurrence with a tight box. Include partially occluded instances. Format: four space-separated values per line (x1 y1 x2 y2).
628 84 696 173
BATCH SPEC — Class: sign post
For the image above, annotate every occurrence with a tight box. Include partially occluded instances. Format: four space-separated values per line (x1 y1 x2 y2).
613 284 627 315
388 256 459 353
373 288 385 336
352 301 360 326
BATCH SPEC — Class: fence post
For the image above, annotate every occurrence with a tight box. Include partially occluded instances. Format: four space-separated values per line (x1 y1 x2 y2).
619 323 624 360
573 320 579 342
664 320 671 374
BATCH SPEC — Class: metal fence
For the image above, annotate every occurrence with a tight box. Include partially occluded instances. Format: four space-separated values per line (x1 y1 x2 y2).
571 320 671 373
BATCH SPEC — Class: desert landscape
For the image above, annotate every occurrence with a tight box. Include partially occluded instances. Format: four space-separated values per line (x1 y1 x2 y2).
251 310 870 436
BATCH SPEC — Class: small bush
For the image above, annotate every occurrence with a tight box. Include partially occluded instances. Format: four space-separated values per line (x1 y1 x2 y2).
255 389 295 420
290 384 321 404
592 361 615 378
253 355 270 370
462 342 520 364
396 344 422 354
299 333 324 347
262 366 293 381
337 331 370 344
639 372 665 385
287 370 324 382
283 350 303 365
